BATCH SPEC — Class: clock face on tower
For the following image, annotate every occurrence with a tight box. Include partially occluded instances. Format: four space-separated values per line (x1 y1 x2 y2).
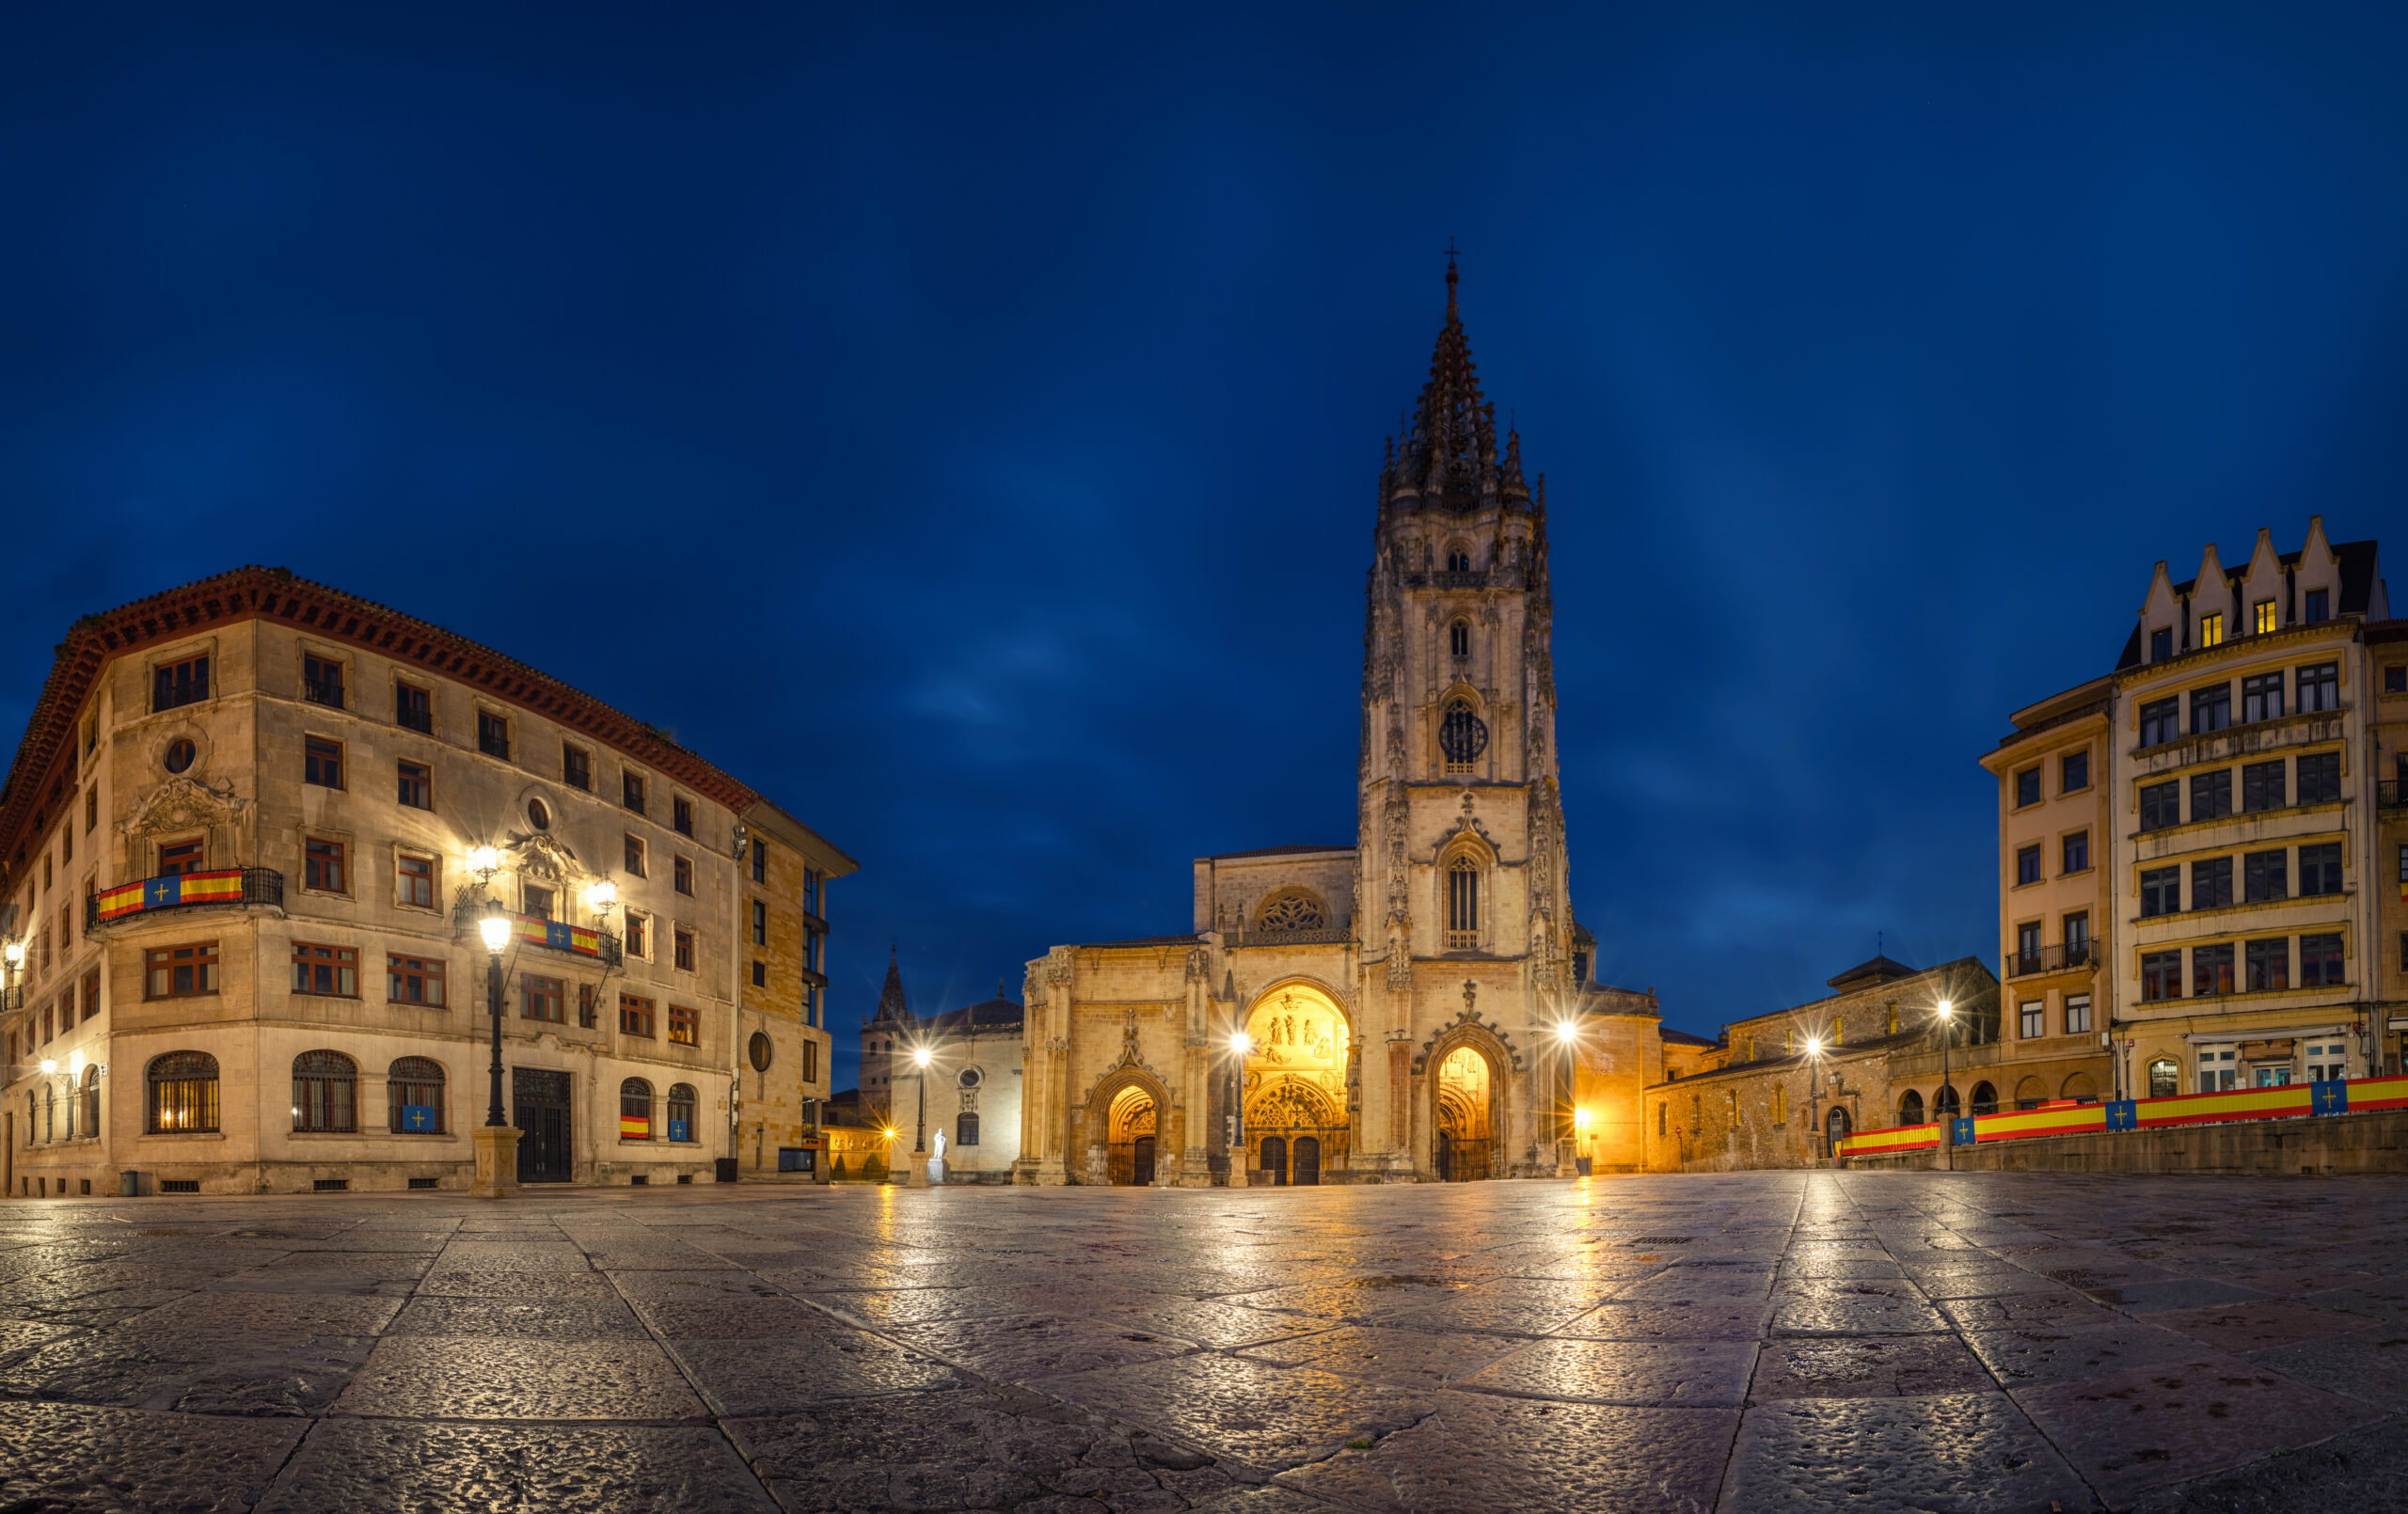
1439 700 1489 765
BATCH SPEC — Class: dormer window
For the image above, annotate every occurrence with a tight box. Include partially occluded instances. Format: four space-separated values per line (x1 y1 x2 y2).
2252 599 2277 636
2305 588 2330 623
1450 621 1469 657
2149 627 2173 662
2198 612 2224 648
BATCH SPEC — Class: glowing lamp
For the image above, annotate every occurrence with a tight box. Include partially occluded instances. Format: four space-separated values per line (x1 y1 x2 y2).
1229 1031 1252 1056
913 1047 932 1068
1805 1037 1822 1058
39 1059 56 1076
1556 1021 1578 1043
1 939 23 968
1574 1108 1592 1128
586 880 618 911
466 844 500 876
1936 999 1953 1019
477 903 514 954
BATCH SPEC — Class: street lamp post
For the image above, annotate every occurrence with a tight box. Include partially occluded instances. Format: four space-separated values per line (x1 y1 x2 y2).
1554 1018 1579 1175
1229 1030 1252 1182
1935 998 1955 1172
1804 1037 1823 1164
469 889 520 1198
906 1045 933 1187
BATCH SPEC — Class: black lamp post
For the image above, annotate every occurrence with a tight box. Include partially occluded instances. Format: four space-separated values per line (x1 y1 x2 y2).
480 900 513 1128
1935 998 1955 1171
912 1045 931 1153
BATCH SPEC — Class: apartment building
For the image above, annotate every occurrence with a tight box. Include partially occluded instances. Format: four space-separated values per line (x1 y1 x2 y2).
736 799 856 1181
0 567 848 1195
2109 520 2389 1097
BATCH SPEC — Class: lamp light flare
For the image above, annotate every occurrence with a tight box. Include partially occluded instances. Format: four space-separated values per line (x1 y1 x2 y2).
39 1059 57 1075
913 1047 932 1068
586 880 617 910
477 909 513 954
1936 999 1953 1018
467 844 500 876
2 939 23 967
1555 1020 1578 1043
1805 1037 1822 1058
1229 1031 1252 1056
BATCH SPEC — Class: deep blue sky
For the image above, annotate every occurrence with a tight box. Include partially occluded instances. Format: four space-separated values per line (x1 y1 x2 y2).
5 5 2406 1092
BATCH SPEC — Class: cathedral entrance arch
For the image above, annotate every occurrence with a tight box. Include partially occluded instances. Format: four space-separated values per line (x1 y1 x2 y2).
1242 984 1353 1185
1431 1039 1503 1182
1105 1084 1158 1188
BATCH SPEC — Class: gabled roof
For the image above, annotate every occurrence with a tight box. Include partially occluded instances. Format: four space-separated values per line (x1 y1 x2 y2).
1658 1027 1721 1049
1828 953 1916 991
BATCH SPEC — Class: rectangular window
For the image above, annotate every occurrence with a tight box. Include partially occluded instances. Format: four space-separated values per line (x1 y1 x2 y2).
2015 768 2041 807
2016 845 2041 886
802 867 819 916
620 994 656 1037
303 654 345 709
623 771 646 814
2244 938 2289 993
398 853 436 908
752 959 767 987
2388 665 2408 694
2297 661 2340 714
751 899 768 945
477 710 511 760
2139 697 2180 747
2241 759 2285 812
2301 933 2345 987
673 796 693 836
2190 682 2231 734
2242 849 2288 903
2017 920 2043 963
82 969 99 1021
673 856 692 895
2139 780 2181 831
2253 599 2277 637
2150 626 2174 662
152 655 210 713
2064 993 2092 1033
804 927 820 974
304 837 347 894
523 883 554 920
2140 866 2181 917
2192 942 2236 998
397 760 432 810
751 837 767 884
2019 1001 2043 1038
2297 751 2341 805
2191 856 2233 909
85 787 97 832
521 974 564 1022
291 941 358 997
158 839 203 875
624 834 646 877
578 983 597 1029
388 954 446 1006
304 736 343 788
803 1040 819 1082
2060 750 2089 793
2190 769 2232 821
2061 830 2089 875
2064 910 2091 954
674 929 694 971
669 1003 699 1045
2242 671 2284 723
2299 842 2343 896
2305 588 2330 623
626 910 648 957
145 941 220 999
396 682 433 733
562 743 590 790
2198 612 2225 648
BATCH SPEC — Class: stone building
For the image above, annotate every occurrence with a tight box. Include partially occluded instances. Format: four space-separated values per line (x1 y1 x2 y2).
1017 265 1669 1187
1640 954 1999 1172
2101 522 2391 1096
2376 621 2408 1060
854 959 1027 1181
0 567 848 1195
735 799 855 1180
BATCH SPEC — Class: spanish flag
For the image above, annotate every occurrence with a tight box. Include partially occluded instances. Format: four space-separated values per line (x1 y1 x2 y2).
620 1115 651 1139
95 869 245 922
514 914 605 958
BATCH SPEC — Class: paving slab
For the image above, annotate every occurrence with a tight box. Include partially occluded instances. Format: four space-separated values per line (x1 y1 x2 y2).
1722 1392 2094 1513
257 1417 777 1512
1748 1333 1994 1400
0 1399 304 1512
333 1335 708 1420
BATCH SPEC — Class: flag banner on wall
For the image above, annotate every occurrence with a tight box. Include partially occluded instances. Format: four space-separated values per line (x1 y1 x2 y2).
400 1105 438 1132
620 1115 650 1139
667 1119 689 1143
513 913 604 957
96 869 246 922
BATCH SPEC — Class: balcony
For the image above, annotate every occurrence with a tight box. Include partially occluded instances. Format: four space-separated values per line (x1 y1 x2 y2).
87 868 284 932
2382 780 2407 812
503 912 624 969
2005 941 2095 979
1228 924 1356 947
303 676 345 710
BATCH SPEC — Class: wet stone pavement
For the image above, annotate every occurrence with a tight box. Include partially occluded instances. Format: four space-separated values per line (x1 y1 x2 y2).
5 1174 2408 1511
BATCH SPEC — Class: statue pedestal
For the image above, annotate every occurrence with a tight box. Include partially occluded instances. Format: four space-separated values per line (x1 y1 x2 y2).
903 1148 931 1188
471 1127 522 1199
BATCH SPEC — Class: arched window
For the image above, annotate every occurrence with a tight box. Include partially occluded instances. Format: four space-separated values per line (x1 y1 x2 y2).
293 1051 357 1132
620 1079 653 1140
388 1057 446 1133
41 1083 55 1143
1971 1081 1998 1116
1446 856 1480 949
2147 1058 2179 1099
1898 1089 1925 1126
958 1112 981 1146
667 1083 698 1142
80 1066 100 1137
1255 890 1328 934
1826 1106 1853 1148
1933 1084 1961 1118
148 1051 219 1133
1439 700 1488 774
1450 620 1469 657
1446 544 1473 572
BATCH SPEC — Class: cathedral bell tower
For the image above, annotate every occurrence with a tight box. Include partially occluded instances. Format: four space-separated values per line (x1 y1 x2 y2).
1356 259 1574 1002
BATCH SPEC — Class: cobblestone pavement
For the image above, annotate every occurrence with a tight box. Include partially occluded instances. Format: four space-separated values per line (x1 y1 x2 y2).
6 1172 2408 1511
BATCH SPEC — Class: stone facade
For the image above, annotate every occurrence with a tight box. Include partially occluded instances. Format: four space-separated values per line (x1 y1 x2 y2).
1016 267 1667 1188
856 959 1025 1182
735 799 855 1182
0 568 848 1196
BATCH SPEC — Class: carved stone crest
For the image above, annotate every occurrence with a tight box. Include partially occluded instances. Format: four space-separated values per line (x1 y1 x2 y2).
121 775 246 842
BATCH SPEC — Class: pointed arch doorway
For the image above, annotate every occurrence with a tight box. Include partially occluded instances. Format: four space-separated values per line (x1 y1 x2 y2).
1241 984 1353 1185
1434 1044 1497 1181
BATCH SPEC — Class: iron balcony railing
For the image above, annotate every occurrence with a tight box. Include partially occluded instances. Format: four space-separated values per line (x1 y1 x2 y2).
87 868 285 932
498 912 625 969
1227 924 1356 947
2381 780 2407 811
303 676 345 709
2005 941 2095 979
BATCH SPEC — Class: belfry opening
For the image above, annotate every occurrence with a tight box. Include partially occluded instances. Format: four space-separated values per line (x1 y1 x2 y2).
1242 987 1350 1185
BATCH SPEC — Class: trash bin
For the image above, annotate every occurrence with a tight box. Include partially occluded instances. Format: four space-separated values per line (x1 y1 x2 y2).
713 1158 738 1184
119 1171 140 1197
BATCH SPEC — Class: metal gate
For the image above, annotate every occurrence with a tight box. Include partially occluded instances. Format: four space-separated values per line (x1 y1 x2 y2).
1132 1136 1156 1186
514 1067 573 1183
1292 1136 1322 1186
1259 1135 1288 1185
1437 1133 1492 1182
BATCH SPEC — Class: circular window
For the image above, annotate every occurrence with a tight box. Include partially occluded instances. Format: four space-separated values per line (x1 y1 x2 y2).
163 739 197 774
1438 701 1490 764
527 796 551 830
748 1032 773 1072
958 1066 983 1089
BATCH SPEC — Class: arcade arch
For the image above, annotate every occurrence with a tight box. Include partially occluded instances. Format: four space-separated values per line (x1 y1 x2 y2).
1241 984 1353 1184
1426 1025 1508 1181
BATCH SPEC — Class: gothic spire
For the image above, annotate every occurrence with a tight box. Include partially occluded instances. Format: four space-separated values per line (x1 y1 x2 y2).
875 944 909 1024
1385 258 1509 513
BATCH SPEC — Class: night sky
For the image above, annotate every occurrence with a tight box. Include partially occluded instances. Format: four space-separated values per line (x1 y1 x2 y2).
5 5 2407 1094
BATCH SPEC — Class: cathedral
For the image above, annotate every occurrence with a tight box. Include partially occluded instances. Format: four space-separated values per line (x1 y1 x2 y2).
1015 265 1667 1186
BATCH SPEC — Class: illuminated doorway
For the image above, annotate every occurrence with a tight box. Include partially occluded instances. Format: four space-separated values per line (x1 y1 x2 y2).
1242 986 1352 1181
1435 1045 1494 1181
1106 1085 1157 1187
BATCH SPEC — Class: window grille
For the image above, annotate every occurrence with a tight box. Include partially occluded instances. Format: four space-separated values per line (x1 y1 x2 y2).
1447 858 1480 949
388 1057 446 1133
1439 700 1488 774
147 1051 220 1132
293 1050 358 1132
